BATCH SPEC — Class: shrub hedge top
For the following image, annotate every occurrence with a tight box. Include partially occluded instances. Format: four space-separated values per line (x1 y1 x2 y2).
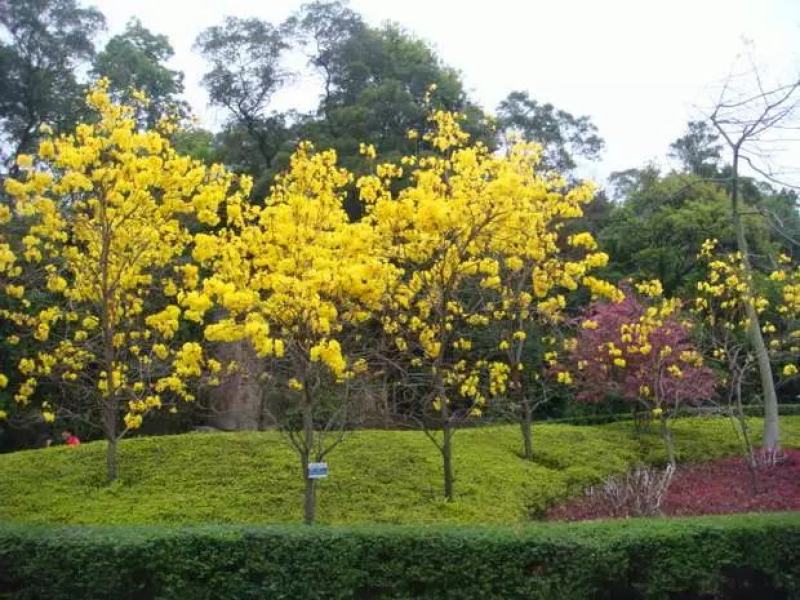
2 514 800 599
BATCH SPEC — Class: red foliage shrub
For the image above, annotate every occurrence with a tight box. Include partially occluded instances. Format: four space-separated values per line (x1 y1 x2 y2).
547 449 800 521
663 449 800 516
568 293 717 412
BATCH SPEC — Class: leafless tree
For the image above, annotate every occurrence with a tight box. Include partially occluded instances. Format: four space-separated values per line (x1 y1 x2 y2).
706 58 800 455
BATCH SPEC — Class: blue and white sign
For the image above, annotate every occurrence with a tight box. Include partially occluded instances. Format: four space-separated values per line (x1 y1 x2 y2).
308 462 329 479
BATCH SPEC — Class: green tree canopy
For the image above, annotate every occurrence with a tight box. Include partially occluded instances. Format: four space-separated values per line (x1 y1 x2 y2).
92 18 186 127
0 0 105 170
194 15 291 194
668 120 722 178
291 2 492 172
600 172 773 295
496 90 604 172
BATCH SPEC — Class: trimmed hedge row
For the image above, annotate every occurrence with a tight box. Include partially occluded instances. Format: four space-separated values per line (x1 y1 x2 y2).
2 514 800 599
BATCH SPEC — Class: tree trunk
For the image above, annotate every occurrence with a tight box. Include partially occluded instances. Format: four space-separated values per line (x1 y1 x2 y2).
520 397 533 461
512 366 534 460
106 437 118 482
301 456 316 525
103 400 118 482
433 369 456 500
734 371 757 471
660 415 676 467
441 420 454 500
302 390 316 525
749 308 780 452
207 341 265 430
730 153 780 452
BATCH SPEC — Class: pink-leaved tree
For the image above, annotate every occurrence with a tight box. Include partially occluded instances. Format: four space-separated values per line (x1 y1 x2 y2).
563 286 717 465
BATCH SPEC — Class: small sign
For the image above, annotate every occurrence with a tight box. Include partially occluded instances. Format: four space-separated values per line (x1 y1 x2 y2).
308 462 328 479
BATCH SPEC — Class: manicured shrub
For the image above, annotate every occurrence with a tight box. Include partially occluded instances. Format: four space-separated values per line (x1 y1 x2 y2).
1 417 799 526
1 514 799 599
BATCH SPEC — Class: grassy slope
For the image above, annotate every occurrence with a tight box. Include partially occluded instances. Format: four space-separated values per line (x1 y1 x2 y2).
2 416 799 525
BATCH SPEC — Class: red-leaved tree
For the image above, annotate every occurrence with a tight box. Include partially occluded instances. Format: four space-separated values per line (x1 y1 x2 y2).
564 286 717 465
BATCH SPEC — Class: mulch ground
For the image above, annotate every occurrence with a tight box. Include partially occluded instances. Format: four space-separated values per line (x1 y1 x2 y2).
547 449 800 521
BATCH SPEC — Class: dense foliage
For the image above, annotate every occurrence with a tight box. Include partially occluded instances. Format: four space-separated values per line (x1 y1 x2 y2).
2 417 799 526
2 514 800 599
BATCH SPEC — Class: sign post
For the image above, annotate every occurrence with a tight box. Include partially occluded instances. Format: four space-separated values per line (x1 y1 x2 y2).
307 462 328 479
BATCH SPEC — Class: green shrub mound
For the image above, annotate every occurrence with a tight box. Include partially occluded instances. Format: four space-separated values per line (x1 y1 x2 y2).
2 417 800 525
2 514 799 599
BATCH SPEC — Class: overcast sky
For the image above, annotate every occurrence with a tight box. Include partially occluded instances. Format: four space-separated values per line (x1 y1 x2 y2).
90 0 800 185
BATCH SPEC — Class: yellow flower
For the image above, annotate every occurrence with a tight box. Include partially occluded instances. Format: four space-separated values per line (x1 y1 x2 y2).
635 279 663 297
16 154 33 169
667 364 684 379
568 232 598 251
309 339 347 378
358 142 377 159
5 284 24 299
124 413 143 430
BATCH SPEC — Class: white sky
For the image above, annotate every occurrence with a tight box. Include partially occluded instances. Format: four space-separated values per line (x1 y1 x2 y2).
90 0 800 186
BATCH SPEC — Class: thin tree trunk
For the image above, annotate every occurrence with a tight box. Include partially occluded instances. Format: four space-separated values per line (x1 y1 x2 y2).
660 415 676 467
734 371 757 470
302 390 316 525
520 397 533 461
512 365 534 460
99 181 118 483
731 369 760 493
301 456 316 525
441 419 454 500
731 153 780 453
103 400 118 482
106 437 118 482
435 371 455 500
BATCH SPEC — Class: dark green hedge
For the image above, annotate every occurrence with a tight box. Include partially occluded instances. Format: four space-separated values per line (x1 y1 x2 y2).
1 514 799 599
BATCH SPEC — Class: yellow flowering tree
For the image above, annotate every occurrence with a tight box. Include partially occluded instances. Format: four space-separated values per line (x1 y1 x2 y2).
490 223 621 461
694 239 799 460
0 81 244 480
365 111 618 497
193 142 396 524
0 202 20 421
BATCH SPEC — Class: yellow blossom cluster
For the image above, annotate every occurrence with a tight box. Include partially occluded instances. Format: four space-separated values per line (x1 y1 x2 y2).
366 110 620 415
695 238 799 375
0 81 244 431
635 279 663 298
694 239 767 329
192 141 398 389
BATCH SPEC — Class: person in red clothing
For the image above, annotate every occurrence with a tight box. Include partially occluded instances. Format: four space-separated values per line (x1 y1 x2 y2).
61 429 80 446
